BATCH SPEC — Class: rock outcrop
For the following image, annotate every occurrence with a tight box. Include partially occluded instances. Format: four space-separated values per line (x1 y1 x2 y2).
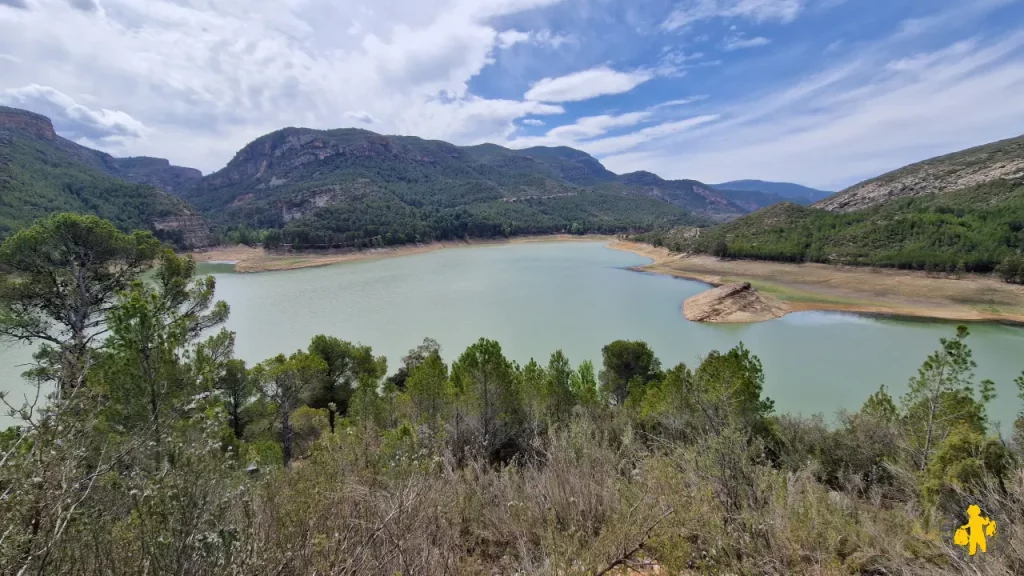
112 157 203 194
815 133 1024 213
152 214 212 249
683 282 788 323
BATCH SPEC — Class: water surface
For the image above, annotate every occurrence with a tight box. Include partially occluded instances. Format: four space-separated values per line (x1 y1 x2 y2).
2 241 1022 429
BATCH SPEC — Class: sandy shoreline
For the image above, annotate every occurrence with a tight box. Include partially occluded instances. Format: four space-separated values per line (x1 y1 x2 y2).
608 241 1024 325
190 234 616 273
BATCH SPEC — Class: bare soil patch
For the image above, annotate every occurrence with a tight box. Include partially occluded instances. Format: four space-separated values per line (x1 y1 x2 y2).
190 235 615 273
609 241 1024 324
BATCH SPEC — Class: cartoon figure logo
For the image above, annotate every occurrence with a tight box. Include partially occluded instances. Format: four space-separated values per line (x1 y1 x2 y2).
954 505 996 556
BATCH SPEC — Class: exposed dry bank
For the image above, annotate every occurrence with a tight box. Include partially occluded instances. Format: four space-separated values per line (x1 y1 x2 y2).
610 240 1024 324
192 234 615 273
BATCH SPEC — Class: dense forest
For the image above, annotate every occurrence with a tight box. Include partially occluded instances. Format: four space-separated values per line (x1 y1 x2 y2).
2 214 1023 575
637 179 1024 282
0 134 192 241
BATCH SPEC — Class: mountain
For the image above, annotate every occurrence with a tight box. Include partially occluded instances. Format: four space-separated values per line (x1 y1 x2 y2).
177 127 769 248
711 180 832 204
0 106 208 246
643 136 1024 275
815 135 1024 212
600 171 751 220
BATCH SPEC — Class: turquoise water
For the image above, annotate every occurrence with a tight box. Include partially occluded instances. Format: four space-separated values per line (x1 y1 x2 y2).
2 241 1022 429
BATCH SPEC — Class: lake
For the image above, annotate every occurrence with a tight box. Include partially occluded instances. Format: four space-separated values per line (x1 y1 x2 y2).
2 240 1023 429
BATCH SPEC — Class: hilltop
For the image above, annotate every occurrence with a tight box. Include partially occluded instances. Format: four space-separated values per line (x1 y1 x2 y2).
0 106 207 246
177 126 781 248
816 134 1024 212
641 134 1024 279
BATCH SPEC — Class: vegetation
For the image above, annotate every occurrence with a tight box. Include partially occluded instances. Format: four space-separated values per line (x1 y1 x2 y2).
2 214 1023 574
0 129 193 242
639 179 1024 277
181 128 729 249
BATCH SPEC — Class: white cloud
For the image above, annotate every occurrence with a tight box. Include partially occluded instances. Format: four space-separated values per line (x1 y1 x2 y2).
664 0 804 31
583 115 720 155
521 118 545 126
0 0 570 171
507 106 720 158
343 111 377 124
600 31 1024 190
524 66 654 103
509 111 652 148
722 35 771 51
497 29 531 48
652 95 709 108
0 83 147 145
497 28 573 49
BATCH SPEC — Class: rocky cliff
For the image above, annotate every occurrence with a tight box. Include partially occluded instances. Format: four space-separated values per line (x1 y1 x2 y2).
816 134 1024 212
112 157 203 194
0 106 57 141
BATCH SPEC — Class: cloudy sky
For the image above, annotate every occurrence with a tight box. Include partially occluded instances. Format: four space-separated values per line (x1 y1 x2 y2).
1 0 1023 190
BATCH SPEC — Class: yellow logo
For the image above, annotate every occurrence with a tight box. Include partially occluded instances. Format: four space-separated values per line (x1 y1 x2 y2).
954 505 996 556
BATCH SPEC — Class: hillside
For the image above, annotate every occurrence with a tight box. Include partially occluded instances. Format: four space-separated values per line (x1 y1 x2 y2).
816 134 1024 212
638 135 1024 278
641 178 1024 275
178 127 769 248
712 180 832 204
0 106 207 246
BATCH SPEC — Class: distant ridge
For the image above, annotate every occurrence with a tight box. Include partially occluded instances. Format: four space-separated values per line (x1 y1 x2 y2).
711 180 832 204
0 106 208 246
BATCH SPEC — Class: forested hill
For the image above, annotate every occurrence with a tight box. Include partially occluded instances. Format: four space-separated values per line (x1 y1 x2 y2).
639 136 1024 281
0 106 207 246
177 127 776 248
1 104 795 250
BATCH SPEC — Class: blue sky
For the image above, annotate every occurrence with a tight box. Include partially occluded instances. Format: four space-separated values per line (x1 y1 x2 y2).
1 0 1023 190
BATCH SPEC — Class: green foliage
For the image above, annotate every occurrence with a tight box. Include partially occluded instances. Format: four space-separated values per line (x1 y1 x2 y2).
570 359 600 409
94 251 230 438
255 351 327 468
599 340 662 405
0 213 163 388
0 133 192 241
643 179 1024 273
451 338 522 458
921 425 1014 510
639 343 774 440
997 251 1024 284
216 359 257 440
307 334 385 431
404 349 451 430
900 325 994 471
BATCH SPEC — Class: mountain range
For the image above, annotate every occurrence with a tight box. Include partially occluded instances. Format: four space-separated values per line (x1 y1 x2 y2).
12 102 1015 271
711 180 833 204
1 105 815 249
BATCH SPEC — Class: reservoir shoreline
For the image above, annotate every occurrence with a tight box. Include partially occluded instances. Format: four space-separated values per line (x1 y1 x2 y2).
191 234 617 273
609 240 1024 325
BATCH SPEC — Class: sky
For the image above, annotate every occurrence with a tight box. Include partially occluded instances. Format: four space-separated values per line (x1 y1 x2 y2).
1 0 1023 191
